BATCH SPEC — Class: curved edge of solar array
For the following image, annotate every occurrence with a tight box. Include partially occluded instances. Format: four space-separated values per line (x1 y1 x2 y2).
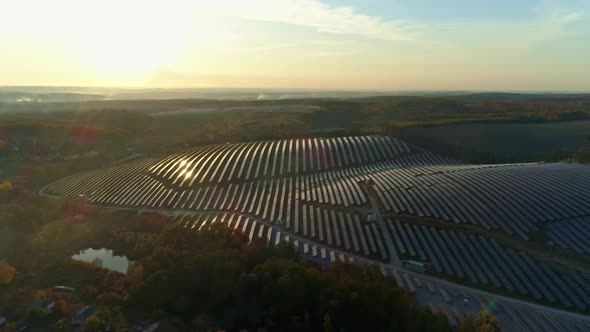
40 135 590 330
146 136 417 185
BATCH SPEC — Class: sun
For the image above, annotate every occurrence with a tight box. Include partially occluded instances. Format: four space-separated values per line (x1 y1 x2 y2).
44 0 206 80
71 4 190 77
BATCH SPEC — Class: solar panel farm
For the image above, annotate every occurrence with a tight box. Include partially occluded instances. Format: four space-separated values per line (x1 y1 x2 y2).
42 135 590 331
4 0 590 326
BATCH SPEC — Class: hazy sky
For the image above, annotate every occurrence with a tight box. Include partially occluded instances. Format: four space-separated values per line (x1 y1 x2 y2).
1 0 589 90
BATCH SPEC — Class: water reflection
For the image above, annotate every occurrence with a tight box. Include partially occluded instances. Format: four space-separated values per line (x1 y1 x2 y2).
72 248 130 273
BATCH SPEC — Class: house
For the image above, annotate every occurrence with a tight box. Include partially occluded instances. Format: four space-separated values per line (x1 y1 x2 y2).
72 306 96 327
31 299 55 313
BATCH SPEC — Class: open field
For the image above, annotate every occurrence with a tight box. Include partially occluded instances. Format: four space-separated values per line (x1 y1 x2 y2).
41 134 590 329
399 120 590 162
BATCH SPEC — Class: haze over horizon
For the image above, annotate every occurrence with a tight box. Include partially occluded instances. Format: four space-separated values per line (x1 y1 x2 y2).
1 0 589 90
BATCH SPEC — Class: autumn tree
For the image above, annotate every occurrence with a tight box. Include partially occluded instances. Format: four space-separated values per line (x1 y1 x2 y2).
0 181 13 193
0 260 16 285
35 289 48 300
54 299 68 316
125 223 450 331
2 322 17 332
0 138 7 152
127 263 144 290
55 319 68 331
85 315 101 332
473 311 501 332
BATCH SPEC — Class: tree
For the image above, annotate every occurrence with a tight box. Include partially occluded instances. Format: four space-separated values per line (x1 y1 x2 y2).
574 148 590 163
35 289 48 300
28 308 49 322
125 223 449 330
459 316 475 332
0 181 13 193
0 138 7 152
127 263 144 290
85 315 101 332
473 311 501 332
0 260 16 285
323 313 333 332
97 292 122 306
54 299 68 316
2 322 16 332
55 319 69 331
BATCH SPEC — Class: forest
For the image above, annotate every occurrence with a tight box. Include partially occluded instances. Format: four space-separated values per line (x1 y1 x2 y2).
1 93 589 165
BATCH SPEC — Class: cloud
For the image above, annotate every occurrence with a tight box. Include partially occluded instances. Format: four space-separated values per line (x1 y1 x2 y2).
530 1 589 42
199 0 418 41
298 50 357 58
213 44 294 54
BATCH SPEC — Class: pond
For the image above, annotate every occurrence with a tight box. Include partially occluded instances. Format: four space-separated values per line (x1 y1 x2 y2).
72 248 130 273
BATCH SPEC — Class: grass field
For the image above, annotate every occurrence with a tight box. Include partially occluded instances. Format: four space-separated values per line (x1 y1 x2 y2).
399 120 590 162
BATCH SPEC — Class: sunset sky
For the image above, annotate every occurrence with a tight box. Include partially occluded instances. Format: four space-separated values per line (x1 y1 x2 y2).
1 0 589 90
